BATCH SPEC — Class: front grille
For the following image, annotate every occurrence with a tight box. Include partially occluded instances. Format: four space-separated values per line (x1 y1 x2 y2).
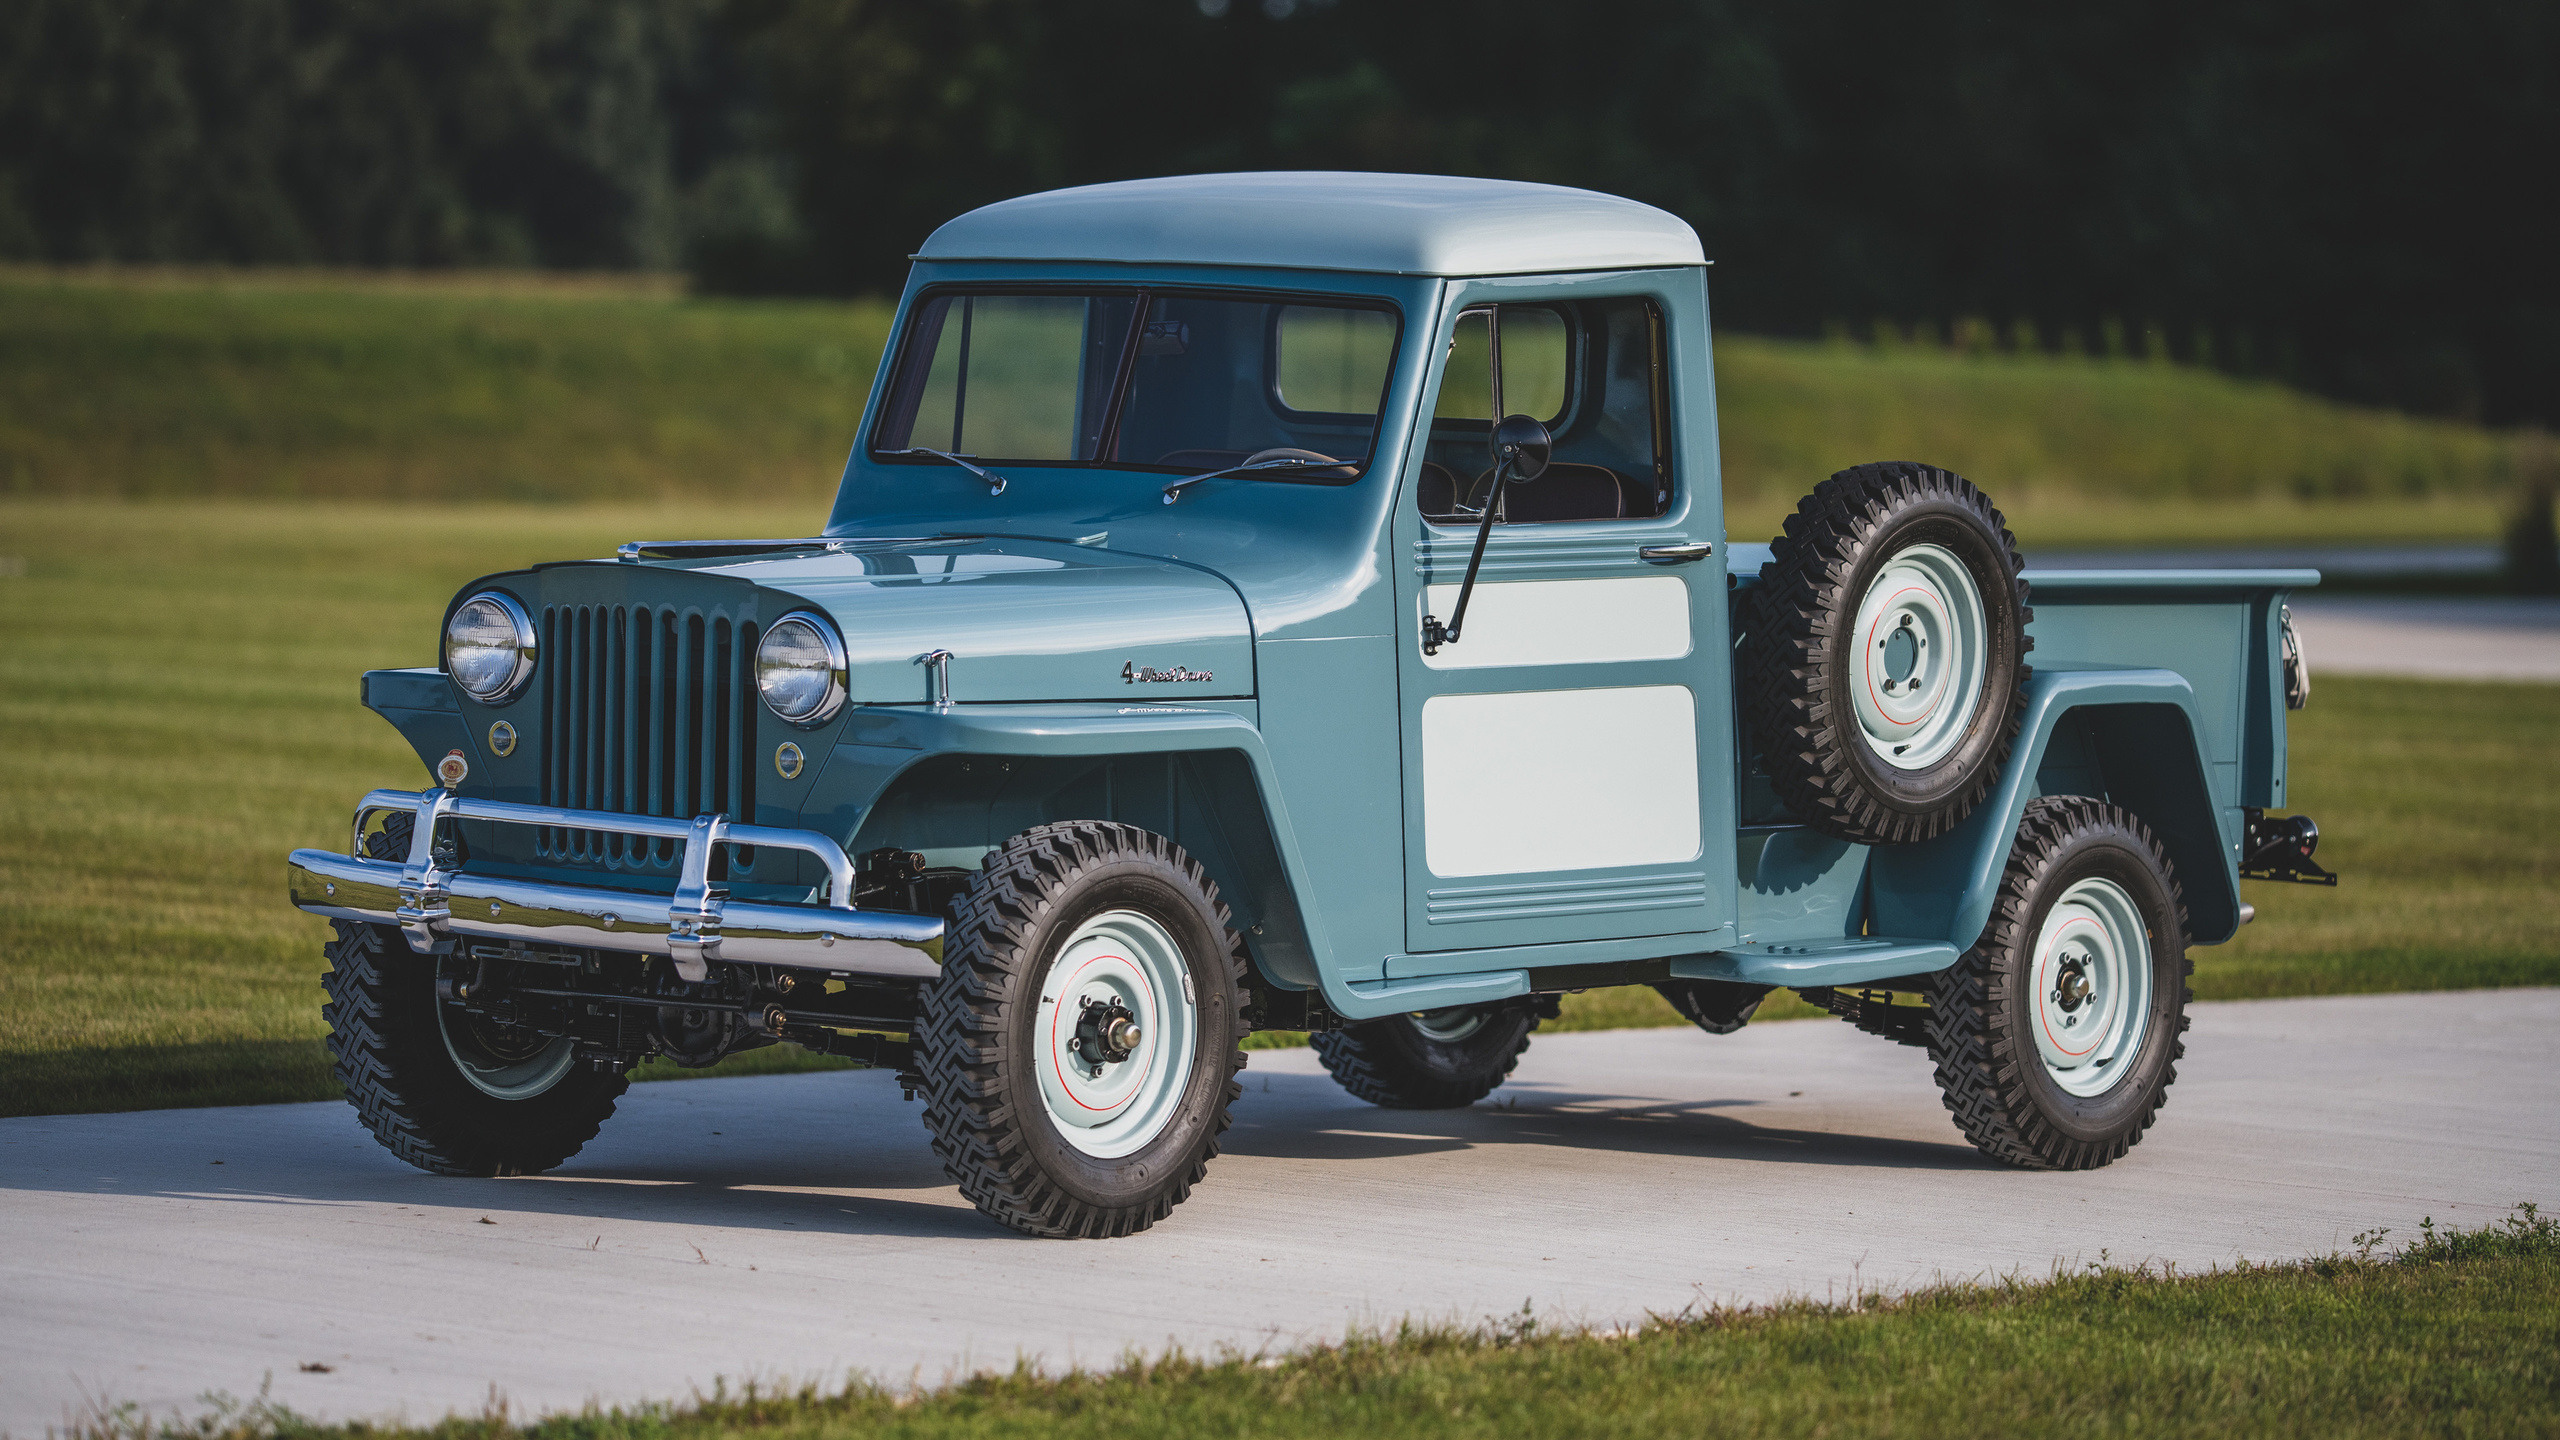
538 603 758 870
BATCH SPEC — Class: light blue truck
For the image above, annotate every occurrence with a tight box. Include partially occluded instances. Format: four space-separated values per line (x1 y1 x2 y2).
288 173 2335 1238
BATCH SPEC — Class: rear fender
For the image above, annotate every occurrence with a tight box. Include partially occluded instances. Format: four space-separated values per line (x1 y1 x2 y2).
1867 668 2243 954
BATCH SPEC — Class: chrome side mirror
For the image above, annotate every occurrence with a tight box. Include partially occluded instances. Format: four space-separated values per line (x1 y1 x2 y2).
1491 413 1551 484
1422 414 1558 656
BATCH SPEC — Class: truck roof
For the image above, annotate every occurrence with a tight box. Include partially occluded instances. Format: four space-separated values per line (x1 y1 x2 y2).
914 171 1705 278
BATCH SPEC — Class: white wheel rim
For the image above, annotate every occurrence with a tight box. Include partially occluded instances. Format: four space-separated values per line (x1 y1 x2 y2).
1034 909 1198 1159
1407 1007 1487 1043
2028 877 2153 1097
437 984 578 1101
1849 542 1988 771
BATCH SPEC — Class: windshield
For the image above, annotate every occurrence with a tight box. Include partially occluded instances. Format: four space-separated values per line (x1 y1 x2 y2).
871 289 1399 480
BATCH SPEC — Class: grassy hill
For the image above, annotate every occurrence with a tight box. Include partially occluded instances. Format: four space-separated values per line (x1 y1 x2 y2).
0 265 2533 547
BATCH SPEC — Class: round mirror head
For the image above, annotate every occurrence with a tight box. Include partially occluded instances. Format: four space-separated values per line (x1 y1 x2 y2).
1492 413 1552 483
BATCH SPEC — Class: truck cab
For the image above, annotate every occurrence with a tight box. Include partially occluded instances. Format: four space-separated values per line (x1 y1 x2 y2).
290 173 2331 1236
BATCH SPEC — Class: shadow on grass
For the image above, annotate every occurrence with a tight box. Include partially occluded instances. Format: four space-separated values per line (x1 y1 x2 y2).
0 1039 339 1119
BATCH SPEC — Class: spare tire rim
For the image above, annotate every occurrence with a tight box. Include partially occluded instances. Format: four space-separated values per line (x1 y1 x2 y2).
1848 542 1988 772
435 966 579 1101
1035 908 1198 1159
2028 877 2153 1097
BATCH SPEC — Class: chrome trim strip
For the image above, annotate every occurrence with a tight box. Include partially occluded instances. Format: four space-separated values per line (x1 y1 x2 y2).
315 787 939 981
612 536 977 563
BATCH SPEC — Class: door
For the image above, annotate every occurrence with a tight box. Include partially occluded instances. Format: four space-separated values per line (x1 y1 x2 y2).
1393 285 1738 966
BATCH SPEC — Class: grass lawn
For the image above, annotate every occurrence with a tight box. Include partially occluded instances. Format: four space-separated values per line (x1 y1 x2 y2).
68 1209 2560 1440
2 500 2553 1117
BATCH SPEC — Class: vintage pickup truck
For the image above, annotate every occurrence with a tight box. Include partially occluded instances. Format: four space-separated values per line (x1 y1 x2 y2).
289 173 2333 1238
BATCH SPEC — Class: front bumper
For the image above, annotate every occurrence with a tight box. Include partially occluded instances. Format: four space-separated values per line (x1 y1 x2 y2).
287 787 943 981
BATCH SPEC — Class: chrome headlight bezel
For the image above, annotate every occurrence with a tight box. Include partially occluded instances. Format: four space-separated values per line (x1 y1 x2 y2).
443 590 538 705
757 610 849 729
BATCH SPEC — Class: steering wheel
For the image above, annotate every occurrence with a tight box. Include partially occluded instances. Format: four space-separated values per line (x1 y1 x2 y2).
1243 447 1341 468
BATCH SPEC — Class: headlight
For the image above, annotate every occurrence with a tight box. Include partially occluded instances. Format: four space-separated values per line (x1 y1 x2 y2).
443 591 536 704
757 611 848 727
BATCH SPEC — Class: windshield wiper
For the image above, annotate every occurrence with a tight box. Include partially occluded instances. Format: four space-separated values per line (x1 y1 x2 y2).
891 447 1011 497
1160 455 1360 506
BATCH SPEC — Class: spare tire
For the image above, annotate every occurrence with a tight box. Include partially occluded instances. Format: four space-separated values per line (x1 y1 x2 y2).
1746 461 2031 845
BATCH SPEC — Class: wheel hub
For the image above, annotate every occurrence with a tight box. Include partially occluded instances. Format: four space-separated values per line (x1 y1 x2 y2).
2051 955 2095 1016
1070 997 1145 1069
1406 1006 1490 1044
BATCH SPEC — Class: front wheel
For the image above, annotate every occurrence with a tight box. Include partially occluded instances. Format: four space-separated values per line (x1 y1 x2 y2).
916 822 1249 1238
321 920 628 1175
1926 797 2193 1169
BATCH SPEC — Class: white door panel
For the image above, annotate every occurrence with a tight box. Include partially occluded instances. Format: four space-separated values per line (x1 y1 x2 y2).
1421 685 1702 877
1420 576 1692 670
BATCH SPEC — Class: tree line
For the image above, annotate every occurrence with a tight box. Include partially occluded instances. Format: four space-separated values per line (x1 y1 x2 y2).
3 0 2552 427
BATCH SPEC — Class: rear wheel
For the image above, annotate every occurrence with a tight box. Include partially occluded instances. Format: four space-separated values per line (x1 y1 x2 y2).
1926 796 2192 1169
1747 461 2032 844
916 821 1248 1238
1312 1003 1538 1108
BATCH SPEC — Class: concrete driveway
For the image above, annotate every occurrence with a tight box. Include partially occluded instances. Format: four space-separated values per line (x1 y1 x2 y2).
4 988 2552 1434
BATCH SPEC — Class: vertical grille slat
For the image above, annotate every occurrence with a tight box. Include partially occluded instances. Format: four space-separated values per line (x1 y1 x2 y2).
736 621 758 827
709 618 732 819
535 599 755 873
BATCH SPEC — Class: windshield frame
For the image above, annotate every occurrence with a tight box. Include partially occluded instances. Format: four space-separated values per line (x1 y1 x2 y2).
867 282 1406 486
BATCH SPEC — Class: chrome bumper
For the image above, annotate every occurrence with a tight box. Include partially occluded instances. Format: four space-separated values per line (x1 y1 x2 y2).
286 788 942 981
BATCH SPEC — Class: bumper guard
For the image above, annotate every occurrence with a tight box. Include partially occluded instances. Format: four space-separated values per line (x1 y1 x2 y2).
287 788 943 981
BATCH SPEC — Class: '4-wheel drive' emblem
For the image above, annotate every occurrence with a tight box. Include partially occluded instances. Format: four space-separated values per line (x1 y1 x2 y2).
1122 661 1212 684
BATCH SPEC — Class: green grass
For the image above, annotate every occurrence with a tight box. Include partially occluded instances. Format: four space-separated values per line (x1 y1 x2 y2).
1713 335 2534 508
67 1208 2560 1440
2 499 2553 1116
1 266 2542 551
0 267 884 503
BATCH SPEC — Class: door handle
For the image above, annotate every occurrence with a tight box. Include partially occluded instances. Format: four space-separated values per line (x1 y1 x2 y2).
1638 542 1713 563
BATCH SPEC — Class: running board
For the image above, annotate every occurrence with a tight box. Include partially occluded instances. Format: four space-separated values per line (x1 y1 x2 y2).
1673 937 1961 990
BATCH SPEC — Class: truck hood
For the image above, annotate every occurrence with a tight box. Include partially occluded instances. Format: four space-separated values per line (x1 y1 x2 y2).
628 536 1253 704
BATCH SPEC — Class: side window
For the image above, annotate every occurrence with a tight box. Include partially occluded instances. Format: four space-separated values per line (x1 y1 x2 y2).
1417 297 1668 525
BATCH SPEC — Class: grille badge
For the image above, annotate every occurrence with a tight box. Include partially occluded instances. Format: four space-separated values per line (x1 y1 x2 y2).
487 720 516 757
774 742 805 781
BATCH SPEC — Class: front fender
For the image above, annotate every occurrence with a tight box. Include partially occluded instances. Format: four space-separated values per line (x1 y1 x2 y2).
794 702 1340 1000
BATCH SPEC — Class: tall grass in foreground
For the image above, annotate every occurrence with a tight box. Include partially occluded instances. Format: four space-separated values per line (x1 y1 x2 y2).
0 501 2552 1115
0 266 2535 549
60 1207 2560 1440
